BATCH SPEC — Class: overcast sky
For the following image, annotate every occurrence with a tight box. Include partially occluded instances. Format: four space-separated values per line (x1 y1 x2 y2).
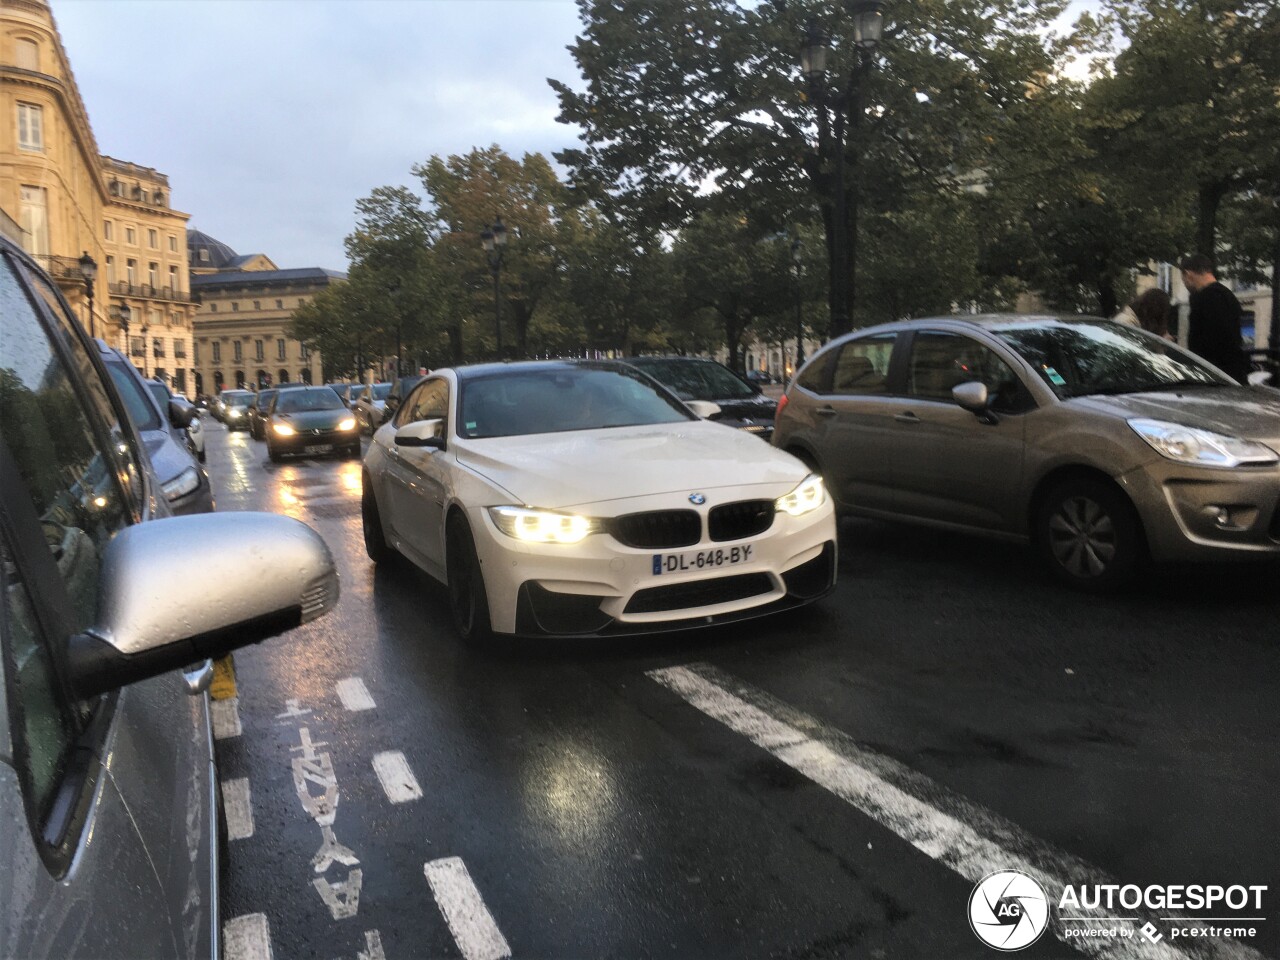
55 0 586 271
54 1 1096 274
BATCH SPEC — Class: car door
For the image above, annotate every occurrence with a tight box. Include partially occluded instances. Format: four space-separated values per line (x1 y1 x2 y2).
382 377 452 574
885 330 1030 532
803 332 903 513
0 245 212 958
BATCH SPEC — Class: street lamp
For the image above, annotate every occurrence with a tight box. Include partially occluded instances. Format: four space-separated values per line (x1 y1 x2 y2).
790 230 804 371
799 3 888 338
78 251 97 338
140 319 150 378
480 216 508 359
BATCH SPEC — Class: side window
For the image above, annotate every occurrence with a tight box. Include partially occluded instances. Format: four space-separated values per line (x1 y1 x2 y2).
830 334 895 396
795 352 832 393
907 332 1033 413
398 379 448 427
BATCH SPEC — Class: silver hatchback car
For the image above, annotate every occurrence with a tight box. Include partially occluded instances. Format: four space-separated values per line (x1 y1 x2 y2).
773 315 1280 588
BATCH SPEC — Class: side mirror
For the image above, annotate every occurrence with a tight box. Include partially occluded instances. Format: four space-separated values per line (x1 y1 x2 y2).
952 381 998 424
66 512 338 698
395 418 446 449
168 398 196 429
686 400 722 419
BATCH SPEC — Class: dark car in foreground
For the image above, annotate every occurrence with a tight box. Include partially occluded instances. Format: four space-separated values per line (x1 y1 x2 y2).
626 355 778 440
773 314 1280 589
0 234 337 958
266 386 362 461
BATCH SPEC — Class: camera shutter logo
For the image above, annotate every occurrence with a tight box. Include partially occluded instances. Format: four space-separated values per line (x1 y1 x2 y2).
968 871 1050 951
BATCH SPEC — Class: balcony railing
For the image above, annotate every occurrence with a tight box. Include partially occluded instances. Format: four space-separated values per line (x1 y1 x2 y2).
34 254 88 283
109 281 194 304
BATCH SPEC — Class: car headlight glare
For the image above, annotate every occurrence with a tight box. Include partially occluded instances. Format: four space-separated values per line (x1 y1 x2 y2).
162 466 200 501
273 423 296 436
1128 419 1277 468
226 408 242 418
488 506 602 544
776 473 825 517
338 417 357 431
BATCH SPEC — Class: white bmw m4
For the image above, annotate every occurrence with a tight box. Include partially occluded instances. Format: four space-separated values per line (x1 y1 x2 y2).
361 360 837 640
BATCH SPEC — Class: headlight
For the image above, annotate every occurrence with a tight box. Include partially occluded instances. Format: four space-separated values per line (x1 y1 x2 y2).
226 408 242 418
162 466 200 501
1128 419 1278 468
338 418 357 431
776 473 825 517
273 423 296 436
488 506 602 544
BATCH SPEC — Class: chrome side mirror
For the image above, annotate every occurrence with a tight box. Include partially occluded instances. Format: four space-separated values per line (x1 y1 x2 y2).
66 512 338 698
686 400 723 419
395 418 446 450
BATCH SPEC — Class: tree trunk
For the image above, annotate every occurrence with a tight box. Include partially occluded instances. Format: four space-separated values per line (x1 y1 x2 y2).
1195 181 1229 259
1097 278 1118 319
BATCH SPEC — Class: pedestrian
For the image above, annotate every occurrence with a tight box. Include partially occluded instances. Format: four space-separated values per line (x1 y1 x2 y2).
1178 254 1250 383
1131 287 1174 341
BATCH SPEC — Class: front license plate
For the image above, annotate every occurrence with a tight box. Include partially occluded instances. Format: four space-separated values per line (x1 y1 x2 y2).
304 443 332 455
653 544 753 575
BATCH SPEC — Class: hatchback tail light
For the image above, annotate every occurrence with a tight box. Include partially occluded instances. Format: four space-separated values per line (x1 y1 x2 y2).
775 392 789 419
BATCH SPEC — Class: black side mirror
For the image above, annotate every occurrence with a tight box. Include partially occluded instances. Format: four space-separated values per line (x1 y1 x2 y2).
168 398 196 429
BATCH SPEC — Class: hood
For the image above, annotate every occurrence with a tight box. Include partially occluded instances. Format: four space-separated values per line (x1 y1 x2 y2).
456 420 807 510
275 409 353 431
1066 386 1280 446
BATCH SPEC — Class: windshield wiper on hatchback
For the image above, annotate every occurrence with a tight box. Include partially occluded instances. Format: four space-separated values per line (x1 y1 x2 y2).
1138 379 1232 392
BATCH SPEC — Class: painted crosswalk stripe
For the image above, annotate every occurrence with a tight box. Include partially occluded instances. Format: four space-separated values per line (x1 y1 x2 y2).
424 857 511 960
647 663 1265 960
336 677 376 712
211 697 242 739
221 777 255 841
372 750 422 804
223 913 273 960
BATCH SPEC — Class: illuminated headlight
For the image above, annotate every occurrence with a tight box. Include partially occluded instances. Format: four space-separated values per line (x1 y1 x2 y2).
226 408 242 418
488 506 602 544
1128 419 1278 468
273 423 296 436
162 466 200 501
338 418 357 431
776 474 825 517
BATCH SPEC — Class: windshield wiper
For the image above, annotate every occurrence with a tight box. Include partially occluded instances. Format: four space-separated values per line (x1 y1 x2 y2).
1140 379 1231 392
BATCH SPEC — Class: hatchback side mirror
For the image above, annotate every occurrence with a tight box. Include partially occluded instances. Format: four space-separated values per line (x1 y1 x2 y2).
952 381 998 424
168 398 196 429
395 418 446 450
65 512 338 698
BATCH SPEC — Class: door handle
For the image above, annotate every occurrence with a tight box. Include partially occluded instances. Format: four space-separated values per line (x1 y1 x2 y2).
183 659 215 696
894 412 921 423
815 406 837 418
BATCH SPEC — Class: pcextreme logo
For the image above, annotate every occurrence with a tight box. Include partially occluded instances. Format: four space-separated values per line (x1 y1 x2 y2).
968 872 1050 951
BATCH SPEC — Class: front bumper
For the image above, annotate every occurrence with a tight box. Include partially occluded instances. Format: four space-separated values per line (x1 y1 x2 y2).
1122 460 1280 561
466 495 837 636
269 428 361 455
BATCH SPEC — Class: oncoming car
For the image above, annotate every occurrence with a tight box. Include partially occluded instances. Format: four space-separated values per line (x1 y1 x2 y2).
265 386 362 461
219 389 255 430
361 360 836 640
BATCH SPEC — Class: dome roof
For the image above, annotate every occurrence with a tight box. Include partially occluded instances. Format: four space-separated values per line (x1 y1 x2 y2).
187 229 239 269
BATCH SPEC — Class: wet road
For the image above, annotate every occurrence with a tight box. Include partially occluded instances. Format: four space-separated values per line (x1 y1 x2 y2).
203 414 1280 960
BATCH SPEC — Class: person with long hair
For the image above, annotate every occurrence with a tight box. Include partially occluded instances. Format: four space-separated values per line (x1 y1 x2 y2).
1131 287 1173 340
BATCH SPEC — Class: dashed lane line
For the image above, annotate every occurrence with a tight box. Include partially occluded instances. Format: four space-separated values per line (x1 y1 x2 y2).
424 857 512 960
336 677 377 712
223 913 273 960
211 696 242 739
372 751 423 804
221 777 255 841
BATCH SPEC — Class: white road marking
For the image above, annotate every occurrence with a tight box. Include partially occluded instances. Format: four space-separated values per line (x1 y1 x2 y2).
355 930 386 960
647 664 1266 960
336 677 376 712
211 697 242 739
223 913 273 960
372 750 423 804
314 869 363 920
221 777 254 841
424 857 512 960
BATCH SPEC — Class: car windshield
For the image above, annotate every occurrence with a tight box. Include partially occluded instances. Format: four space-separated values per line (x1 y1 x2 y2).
458 365 693 439
631 358 755 401
276 388 346 413
104 361 163 431
371 383 391 400
224 392 254 408
992 320 1230 399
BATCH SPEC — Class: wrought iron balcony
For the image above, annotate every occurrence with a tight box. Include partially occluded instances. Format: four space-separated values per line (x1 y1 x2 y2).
109 281 194 304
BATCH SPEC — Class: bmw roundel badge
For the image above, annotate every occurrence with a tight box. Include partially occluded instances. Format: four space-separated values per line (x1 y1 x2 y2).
689 493 706 505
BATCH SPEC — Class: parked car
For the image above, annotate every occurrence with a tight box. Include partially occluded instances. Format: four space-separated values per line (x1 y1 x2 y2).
745 369 773 386
218 389 255 431
327 382 362 407
0 234 338 959
265 386 362 462
381 373 427 426
100 346 215 516
145 378 205 463
249 388 278 440
361 360 836 641
773 314 1280 589
355 382 391 434
626 355 778 440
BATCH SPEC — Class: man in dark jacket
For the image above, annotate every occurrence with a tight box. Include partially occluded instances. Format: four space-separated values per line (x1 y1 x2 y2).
1179 254 1250 384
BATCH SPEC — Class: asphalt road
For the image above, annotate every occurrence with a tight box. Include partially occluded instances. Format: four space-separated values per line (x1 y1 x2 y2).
202 414 1280 960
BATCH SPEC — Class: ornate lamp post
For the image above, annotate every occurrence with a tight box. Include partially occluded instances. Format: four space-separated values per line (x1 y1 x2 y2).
78 251 98 338
140 319 150 378
479 217 508 359
800 1 887 338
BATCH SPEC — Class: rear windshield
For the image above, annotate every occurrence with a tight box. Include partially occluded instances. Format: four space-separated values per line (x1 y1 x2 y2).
372 383 391 400
630 358 754 401
276 388 346 412
104 361 162 431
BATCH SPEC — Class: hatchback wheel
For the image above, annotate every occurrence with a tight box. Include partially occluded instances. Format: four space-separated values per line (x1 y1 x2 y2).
361 475 393 563
1036 478 1142 590
446 513 492 642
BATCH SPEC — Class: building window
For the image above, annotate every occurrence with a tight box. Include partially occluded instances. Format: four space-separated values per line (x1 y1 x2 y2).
193 341 201 364
15 38 38 70
105 255 115 282
209 303 217 313
126 259 136 285
199 249 210 263
212 342 221 363
276 338 286 361
253 300 261 310
231 302 239 312
254 340 264 361
125 226 136 245
152 338 165 358
233 341 242 362
174 340 186 359
104 220 113 241
18 186 48 256
300 343 311 361
298 298 307 307
275 299 283 309
168 265 178 294
168 235 178 252
148 262 158 288
148 229 158 249
17 103 43 151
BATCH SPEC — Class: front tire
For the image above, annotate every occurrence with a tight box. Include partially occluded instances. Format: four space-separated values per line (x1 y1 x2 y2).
267 441 283 463
446 513 492 642
361 474 394 563
1036 477 1143 591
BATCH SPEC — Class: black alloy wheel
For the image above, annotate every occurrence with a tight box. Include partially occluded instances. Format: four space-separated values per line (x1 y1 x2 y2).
1036 477 1143 590
446 513 492 642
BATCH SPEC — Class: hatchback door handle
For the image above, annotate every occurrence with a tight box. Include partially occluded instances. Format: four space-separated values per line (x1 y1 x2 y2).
815 407 837 418
894 412 921 423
